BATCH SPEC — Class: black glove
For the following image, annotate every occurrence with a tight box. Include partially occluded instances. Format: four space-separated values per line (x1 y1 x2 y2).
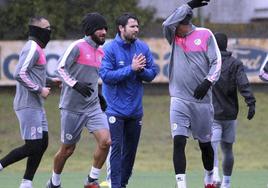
73 82 94 97
187 0 210 9
193 79 212 100
98 93 107 112
247 104 255 120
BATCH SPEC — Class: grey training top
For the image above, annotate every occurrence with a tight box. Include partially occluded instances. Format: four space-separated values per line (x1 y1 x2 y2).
57 37 104 113
13 40 47 110
162 4 222 103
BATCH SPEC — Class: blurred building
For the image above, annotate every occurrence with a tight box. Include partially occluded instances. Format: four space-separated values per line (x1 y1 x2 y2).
0 0 7 6
139 0 268 23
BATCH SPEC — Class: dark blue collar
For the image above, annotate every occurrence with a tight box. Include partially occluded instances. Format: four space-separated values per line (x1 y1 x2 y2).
115 33 136 46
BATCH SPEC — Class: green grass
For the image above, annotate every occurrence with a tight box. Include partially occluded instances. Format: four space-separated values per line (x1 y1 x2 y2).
1 88 268 187
0 171 267 188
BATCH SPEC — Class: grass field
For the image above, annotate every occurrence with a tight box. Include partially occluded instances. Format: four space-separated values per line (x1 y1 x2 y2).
0 170 267 188
0 87 268 187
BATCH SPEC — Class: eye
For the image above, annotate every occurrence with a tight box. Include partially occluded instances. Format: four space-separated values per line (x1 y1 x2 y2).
45 26 51 30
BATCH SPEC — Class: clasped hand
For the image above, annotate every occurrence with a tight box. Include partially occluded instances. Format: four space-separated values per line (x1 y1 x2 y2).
131 53 146 72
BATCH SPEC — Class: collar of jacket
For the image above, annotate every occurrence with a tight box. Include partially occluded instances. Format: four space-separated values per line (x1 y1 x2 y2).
28 36 43 48
178 24 196 38
184 24 196 37
83 36 99 49
115 33 136 47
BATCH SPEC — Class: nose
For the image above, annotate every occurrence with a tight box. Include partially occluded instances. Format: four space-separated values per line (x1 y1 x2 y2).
102 28 107 35
134 26 139 33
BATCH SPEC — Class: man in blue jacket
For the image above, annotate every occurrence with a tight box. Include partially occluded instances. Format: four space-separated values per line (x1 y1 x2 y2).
99 12 159 188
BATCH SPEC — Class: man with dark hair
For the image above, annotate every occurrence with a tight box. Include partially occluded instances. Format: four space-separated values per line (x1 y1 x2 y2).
46 12 111 188
0 16 54 188
162 0 222 187
211 32 256 188
99 12 159 188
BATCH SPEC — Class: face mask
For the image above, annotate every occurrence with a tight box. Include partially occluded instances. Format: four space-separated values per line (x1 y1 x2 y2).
29 25 51 48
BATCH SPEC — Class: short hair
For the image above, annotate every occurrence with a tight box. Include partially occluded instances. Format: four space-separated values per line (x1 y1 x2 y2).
116 12 139 34
28 16 47 26
214 32 228 51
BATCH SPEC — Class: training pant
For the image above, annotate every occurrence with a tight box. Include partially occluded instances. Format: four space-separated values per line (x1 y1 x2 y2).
107 115 142 188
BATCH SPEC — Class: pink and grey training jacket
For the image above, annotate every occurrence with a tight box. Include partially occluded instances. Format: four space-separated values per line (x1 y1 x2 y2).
163 4 222 103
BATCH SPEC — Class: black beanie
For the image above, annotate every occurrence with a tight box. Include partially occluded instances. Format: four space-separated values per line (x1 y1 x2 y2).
214 32 228 51
82 12 108 36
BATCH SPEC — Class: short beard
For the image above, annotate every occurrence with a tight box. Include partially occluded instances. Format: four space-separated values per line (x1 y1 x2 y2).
91 33 105 45
124 34 137 43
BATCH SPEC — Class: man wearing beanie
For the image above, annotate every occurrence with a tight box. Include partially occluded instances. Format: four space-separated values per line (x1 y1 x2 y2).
46 12 111 188
99 12 159 188
211 32 256 188
162 0 222 187
0 16 56 188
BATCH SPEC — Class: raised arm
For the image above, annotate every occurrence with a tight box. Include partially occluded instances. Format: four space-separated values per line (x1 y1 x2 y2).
162 4 192 44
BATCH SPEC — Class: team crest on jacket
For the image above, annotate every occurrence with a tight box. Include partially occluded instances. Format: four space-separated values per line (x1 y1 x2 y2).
194 39 201 46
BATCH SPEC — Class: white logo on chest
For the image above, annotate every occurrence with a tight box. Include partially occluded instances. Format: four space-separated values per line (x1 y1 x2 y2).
86 54 91 59
194 39 201 46
118 61 125 66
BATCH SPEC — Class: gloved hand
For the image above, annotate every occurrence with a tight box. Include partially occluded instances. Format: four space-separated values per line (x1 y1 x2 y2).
193 79 212 100
73 82 94 97
98 93 107 112
247 104 255 120
187 0 210 9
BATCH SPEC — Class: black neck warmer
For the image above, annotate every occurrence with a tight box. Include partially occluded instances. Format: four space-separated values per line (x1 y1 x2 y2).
28 25 51 48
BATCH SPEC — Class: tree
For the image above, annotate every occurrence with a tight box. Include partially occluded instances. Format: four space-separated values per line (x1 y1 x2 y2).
0 0 155 39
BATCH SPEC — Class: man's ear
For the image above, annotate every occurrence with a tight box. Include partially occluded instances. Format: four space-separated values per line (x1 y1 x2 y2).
119 25 124 33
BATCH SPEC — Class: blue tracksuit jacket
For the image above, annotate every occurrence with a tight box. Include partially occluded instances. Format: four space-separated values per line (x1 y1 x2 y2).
99 34 159 118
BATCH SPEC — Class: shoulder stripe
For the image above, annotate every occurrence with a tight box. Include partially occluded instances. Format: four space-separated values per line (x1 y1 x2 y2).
21 41 37 71
58 39 83 87
19 41 39 90
58 39 84 68
207 30 222 82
